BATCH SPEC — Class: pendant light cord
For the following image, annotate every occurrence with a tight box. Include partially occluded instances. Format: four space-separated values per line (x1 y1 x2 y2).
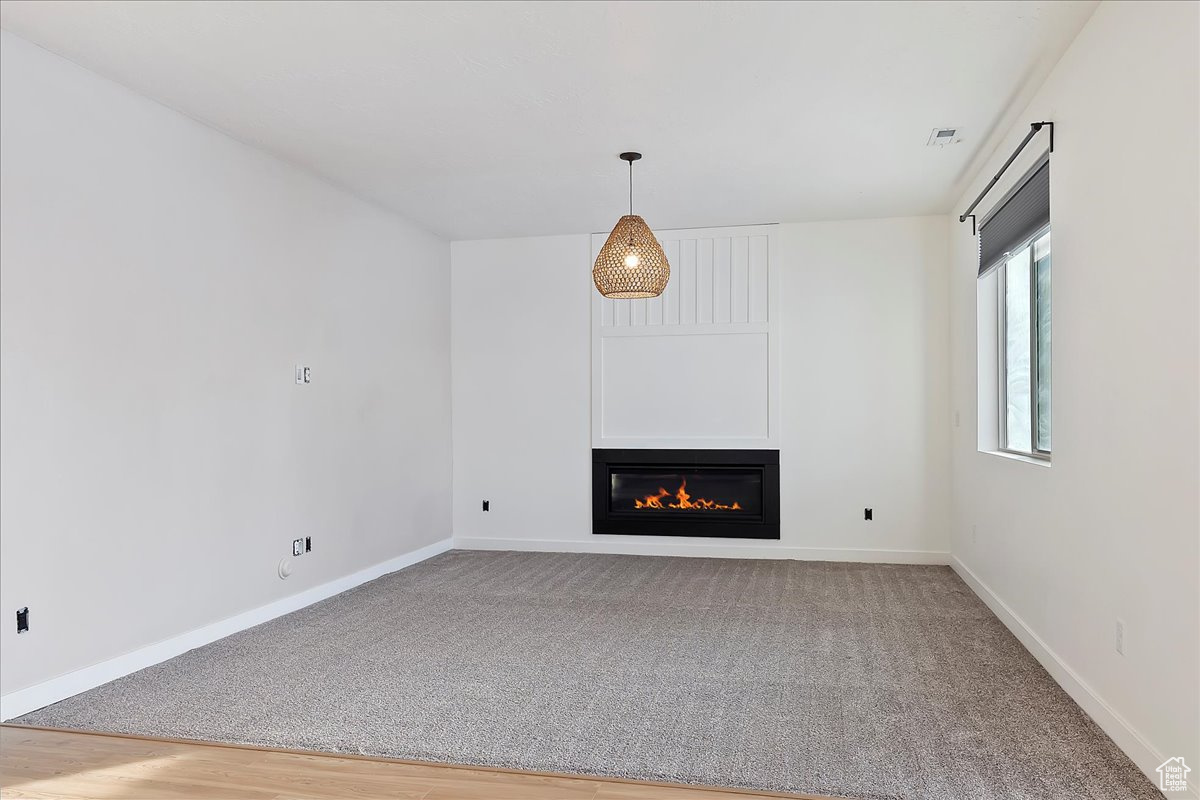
629 159 633 216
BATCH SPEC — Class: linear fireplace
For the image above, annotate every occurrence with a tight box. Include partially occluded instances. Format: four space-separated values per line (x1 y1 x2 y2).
592 449 780 539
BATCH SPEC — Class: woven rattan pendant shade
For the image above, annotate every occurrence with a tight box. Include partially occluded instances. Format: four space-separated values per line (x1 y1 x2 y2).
593 214 670 299
593 152 670 299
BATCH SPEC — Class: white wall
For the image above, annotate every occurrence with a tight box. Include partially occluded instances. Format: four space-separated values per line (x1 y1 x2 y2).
0 33 452 696
780 219 949 559
452 217 950 561
947 0 1198 787
450 235 593 552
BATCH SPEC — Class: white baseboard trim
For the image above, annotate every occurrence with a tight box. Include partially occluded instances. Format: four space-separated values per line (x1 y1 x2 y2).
0 538 453 722
952 556 1197 799
453 536 951 565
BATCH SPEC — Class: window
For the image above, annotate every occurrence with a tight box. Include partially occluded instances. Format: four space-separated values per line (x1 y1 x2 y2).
997 228 1051 457
975 153 1051 462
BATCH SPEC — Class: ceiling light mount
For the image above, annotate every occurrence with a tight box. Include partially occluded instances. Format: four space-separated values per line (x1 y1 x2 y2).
593 152 670 299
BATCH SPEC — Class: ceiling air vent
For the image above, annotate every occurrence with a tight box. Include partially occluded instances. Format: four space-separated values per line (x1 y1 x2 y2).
927 128 960 147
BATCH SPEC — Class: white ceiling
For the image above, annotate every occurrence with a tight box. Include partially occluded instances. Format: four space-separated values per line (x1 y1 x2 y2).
0 1 1096 240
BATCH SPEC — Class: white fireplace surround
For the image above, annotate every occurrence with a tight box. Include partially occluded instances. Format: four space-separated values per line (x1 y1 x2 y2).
591 224 780 449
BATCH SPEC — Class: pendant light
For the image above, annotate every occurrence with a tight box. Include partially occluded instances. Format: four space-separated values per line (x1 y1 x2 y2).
592 152 670 299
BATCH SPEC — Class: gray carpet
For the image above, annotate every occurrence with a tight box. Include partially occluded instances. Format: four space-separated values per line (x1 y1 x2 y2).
16 550 1161 800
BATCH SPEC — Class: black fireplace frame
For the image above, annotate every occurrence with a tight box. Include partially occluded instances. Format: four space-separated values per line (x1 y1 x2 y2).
592 449 780 539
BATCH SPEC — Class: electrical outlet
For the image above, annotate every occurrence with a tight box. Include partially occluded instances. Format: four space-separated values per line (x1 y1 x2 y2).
864 508 873 521
294 365 311 385
305 537 312 553
1115 619 1125 656
292 538 304 557
482 500 490 512
16 607 29 634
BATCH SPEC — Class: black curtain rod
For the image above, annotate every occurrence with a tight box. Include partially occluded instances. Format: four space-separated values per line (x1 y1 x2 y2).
960 121 1054 235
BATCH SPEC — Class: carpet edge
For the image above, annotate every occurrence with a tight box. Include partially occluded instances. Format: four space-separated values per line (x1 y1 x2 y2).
0 537 453 721
952 555 1194 799
453 537 952 565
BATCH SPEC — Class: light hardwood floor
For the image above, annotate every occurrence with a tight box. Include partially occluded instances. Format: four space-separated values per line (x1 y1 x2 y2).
0 726 835 800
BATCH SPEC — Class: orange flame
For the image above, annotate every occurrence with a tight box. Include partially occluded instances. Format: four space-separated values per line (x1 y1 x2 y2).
633 478 743 511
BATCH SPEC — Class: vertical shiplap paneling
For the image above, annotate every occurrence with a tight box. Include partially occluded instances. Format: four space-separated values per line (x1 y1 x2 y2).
647 238 670 326
749 234 769 324
614 296 631 327
631 297 647 326
600 286 615 327
597 230 767 329
679 238 697 325
731 235 749 324
663 239 681 325
714 236 732 324
647 293 663 326
697 238 714 324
